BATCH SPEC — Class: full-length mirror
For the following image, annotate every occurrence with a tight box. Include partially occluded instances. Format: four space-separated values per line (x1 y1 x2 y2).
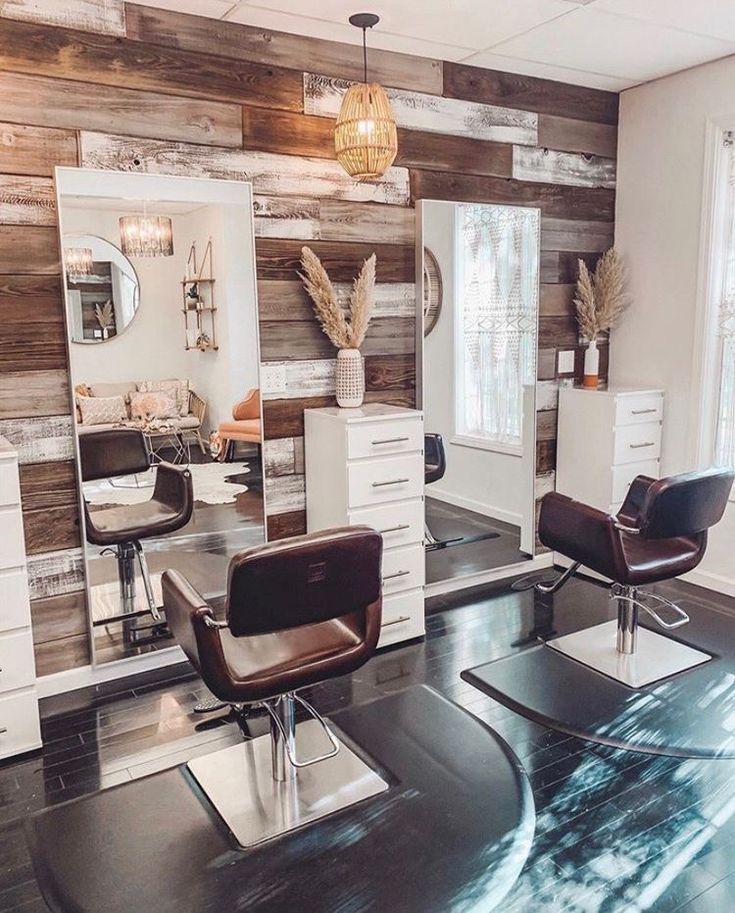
419 200 540 590
56 168 263 666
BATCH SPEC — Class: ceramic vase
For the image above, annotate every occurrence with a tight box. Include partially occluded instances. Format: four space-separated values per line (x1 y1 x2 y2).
336 348 364 408
583 338 600 389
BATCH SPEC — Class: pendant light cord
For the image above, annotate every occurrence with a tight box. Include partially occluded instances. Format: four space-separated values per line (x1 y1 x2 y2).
362 26 368 84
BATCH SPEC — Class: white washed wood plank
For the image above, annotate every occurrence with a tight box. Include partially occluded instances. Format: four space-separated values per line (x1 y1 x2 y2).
541 217 613 253
80 133 410 206
258 281 416 322
253 195 319 240
536 381 559 413
265 474 305 514
263 437 296 476
27 548 85 600
262 359 334 401
0 416 74 464
535 471 556 500
304 73 537 146
513 146 616 189
0 175 56 225
0 0 125 35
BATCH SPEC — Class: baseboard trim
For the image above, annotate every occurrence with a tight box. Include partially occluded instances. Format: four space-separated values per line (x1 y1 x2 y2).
425 553 553 599
682 569 735 599
37 646 187 698
427 488 522 528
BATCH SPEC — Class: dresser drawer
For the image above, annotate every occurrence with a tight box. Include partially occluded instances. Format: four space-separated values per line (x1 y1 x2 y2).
348 500 424 550
0 690 41 761
347 417 423 460
615 394 663 427
0 460 20 507
0 630 36 693
378 589 425 648
613 422 662 465
0 569 30 633
348 454 423 508
611 460 660 504
382 544 425 596
0 508 26 570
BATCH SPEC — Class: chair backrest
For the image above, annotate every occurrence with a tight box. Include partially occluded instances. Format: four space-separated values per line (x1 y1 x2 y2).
78 429 150 482
226 526 382 636
425 433 446 485
638 467 735 539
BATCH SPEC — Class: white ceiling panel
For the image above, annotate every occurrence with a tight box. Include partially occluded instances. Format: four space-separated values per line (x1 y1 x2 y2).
490 6 735 81
232 0 573 52
132 0 237 16
459 48 629 91
595 0 735 43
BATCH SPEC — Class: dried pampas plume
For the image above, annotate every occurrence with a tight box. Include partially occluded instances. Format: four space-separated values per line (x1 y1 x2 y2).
299 246 376 349
94 300 113 329
574 248 628 341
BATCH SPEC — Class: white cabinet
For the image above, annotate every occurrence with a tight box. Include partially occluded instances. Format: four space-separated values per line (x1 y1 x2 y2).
305 404 425 648
0 437 41 760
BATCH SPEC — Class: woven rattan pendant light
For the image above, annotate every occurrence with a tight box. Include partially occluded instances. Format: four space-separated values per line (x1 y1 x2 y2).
335 13 398 180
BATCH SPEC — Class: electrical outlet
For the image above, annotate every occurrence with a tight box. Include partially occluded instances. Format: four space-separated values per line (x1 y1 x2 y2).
557 350 576 374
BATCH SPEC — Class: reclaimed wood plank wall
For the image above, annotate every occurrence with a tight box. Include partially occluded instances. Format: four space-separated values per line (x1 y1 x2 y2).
0 0 617 676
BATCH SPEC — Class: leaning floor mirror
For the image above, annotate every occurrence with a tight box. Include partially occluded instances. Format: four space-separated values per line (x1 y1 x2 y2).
56 168 263 666
419 199 541 592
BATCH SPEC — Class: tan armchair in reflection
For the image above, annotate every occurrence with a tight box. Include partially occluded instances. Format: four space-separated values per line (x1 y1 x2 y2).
217 388 262 462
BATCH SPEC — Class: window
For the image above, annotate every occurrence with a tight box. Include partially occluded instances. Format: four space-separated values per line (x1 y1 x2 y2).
714 147 735 468
454 203 539 454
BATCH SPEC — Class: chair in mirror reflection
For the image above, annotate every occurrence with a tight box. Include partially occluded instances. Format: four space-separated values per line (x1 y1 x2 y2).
56 168 265 666
420 200 540 588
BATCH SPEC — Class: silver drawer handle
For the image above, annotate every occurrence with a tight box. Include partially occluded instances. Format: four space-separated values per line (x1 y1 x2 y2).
629 442 656 449
372 478 409 488
382 615 410 628
378 523 410 534
383 570 410 581
372 436 410 445
631 408 658 415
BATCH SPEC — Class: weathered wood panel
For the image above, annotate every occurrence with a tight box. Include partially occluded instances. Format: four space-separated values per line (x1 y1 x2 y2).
541 218 613 253
536 409 558 443
0 225 59 274
512 146 616 189
255 239 415 283
410 170 615 221
538 114 617 158
33 633 90 676
537 349 557 382
261 360 334 401
540 284 575 318
263 437 297 477
541 250 600 284
0 122 77 176
80 133 410 205
265 473 306 515
19 460 77 510
304 73 537 146
26 548 84 600
443 62 619 125
267 510 307 541
0 73 242 147
539 315 579 348
260 317 415 361
0 274 66 372
264 390 415 440
0 17 304 111
536 439 557 474
0 0 125 35
22 504 80 554
125 4 443 95
257 281 416 322
30 590 87 646
0 174 55 225
0 369 69 418
536 381 559 412
365 354 416 393
0 415 74 463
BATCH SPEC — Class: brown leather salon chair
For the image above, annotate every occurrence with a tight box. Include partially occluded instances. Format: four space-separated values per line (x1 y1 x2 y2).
536 468 734 686
80 429 194 624
162 526 387 846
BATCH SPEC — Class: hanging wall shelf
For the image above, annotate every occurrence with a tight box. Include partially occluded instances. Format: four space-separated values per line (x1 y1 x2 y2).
182 238 218 352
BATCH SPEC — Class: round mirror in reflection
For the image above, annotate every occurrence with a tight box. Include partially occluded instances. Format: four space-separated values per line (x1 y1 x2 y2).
63 234 140 344
423 247 443 337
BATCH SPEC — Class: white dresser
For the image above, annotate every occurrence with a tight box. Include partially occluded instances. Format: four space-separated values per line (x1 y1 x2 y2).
305 404 425 648
556 386 664 516
0 436 41 760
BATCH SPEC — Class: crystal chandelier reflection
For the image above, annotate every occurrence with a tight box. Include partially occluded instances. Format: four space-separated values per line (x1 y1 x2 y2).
119 210 174 258
64 246 94 280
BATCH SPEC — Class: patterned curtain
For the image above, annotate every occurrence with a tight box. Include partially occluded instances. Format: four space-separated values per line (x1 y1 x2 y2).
715 158 735 468
456 204 539 448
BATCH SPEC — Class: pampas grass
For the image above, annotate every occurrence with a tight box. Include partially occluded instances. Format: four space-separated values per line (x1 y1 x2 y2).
299 246 375 349
574 248 628 341
94 300 113 330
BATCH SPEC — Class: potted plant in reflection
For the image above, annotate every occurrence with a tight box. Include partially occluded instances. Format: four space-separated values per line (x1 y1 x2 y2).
299 246 375 408
574 248 628 388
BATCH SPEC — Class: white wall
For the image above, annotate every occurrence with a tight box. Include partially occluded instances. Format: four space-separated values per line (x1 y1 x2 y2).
423 200 524 526
613 54 735 595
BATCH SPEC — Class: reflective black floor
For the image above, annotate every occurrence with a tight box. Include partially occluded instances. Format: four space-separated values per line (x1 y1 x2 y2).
3 575 735 912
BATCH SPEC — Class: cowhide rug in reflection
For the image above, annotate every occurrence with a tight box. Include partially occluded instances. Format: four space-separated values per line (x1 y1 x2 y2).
84 462 250 506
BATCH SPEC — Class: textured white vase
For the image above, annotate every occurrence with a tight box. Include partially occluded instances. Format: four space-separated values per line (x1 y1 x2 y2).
583 338 600 388
336 348 364 408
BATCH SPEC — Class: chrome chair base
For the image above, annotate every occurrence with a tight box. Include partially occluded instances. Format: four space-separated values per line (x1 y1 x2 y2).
547 620 711 687
187 719 388 847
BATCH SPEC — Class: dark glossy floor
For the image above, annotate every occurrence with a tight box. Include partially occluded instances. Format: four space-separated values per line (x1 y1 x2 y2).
4 575 735 912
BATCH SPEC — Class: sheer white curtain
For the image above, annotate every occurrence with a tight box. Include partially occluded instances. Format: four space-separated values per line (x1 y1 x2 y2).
455 204 539 450
714 152 735 468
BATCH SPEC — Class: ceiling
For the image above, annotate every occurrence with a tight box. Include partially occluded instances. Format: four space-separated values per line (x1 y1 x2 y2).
134 0 735 91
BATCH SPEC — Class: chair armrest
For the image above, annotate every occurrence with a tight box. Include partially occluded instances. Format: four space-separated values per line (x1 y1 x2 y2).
617 475 657 527
189 390 206 425
153 462 194 523
538 492 625 580
232 388 260 421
